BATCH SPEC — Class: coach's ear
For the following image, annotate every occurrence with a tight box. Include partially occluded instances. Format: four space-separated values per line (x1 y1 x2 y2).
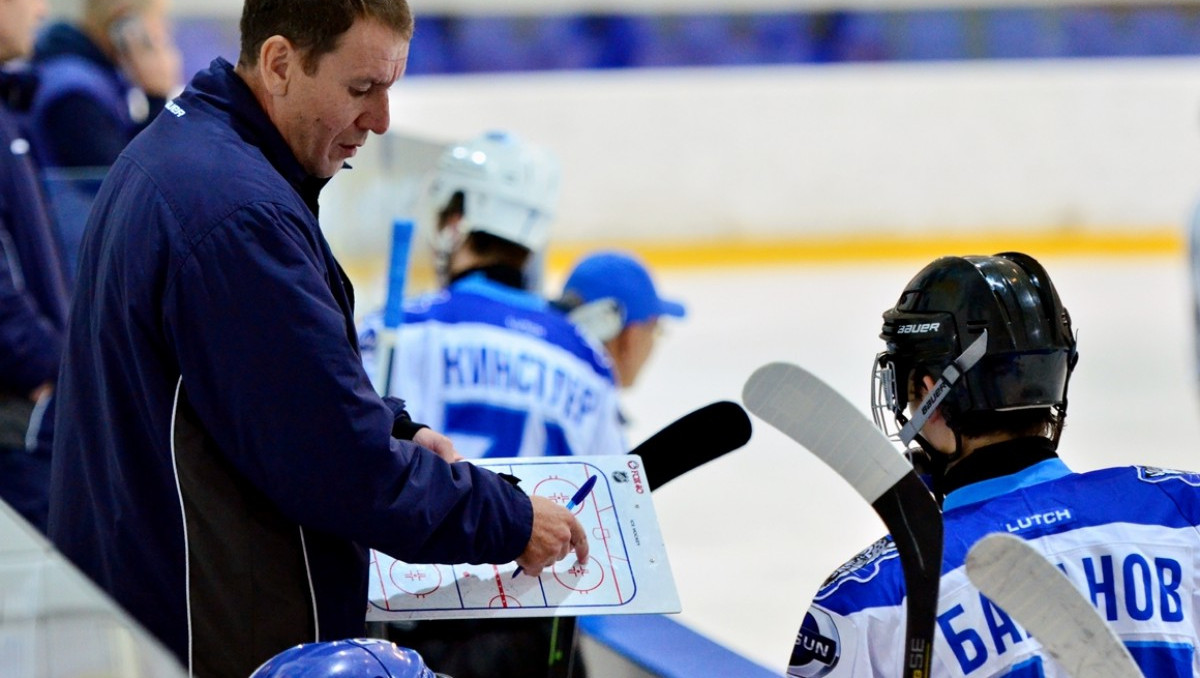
258 34 297 96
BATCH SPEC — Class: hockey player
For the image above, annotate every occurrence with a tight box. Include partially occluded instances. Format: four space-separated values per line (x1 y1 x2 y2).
555 250 686 389
361 130 624 460
789 252 1200 677
359 131 624 678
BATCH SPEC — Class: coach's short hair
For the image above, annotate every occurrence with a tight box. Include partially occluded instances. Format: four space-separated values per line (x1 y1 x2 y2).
238 0 413 75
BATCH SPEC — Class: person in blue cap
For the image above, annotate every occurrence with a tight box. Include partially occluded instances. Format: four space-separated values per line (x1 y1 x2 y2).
556 250 686 389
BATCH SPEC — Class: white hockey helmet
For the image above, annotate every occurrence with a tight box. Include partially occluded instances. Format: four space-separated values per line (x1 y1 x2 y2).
423 130 561 263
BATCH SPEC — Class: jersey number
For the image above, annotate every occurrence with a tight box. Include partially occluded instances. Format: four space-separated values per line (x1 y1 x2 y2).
444 403 571 458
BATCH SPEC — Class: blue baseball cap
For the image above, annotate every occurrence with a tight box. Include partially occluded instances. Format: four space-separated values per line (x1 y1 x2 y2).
562 251 686 326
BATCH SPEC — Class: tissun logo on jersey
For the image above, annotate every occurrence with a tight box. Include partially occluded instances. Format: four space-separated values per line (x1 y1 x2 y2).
788 608 841 678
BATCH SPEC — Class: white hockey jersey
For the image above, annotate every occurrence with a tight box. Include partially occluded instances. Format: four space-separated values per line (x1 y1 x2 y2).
790 457 1200 678
359 273 625 459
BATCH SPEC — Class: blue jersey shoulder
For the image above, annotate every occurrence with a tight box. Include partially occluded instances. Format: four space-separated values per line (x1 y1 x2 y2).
404 278 612 378
816 465 1200 617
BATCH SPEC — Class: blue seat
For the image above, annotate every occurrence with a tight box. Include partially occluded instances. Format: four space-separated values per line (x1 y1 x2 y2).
1130 9 1195 56
984 8 1064 59
900 10 968 60
832 11 892 62
751 13 816 64
407 16 450 75
448 16 537 73
1062 8 1120 57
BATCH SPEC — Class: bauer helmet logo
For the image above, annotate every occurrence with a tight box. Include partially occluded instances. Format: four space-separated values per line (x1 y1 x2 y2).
896 322 940 335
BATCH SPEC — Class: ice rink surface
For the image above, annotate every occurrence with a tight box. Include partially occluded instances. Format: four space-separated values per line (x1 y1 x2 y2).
601 251 1200 672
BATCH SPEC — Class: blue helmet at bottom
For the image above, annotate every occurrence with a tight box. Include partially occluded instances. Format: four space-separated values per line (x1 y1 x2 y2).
250 638 442 678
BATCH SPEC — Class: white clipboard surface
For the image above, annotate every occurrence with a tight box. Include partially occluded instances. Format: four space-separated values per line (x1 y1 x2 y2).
366 454 679 620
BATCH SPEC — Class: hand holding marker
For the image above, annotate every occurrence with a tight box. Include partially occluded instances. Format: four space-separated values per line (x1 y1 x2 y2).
513 474 598 578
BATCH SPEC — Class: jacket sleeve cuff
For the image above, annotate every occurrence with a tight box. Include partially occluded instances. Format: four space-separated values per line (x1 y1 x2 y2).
381 395 427 440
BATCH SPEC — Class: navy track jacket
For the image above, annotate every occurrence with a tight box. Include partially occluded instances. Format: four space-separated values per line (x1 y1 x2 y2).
48 58 534 678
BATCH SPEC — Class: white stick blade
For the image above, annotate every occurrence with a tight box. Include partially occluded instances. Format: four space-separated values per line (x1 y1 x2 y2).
966 534 1143 678
742 362 911 504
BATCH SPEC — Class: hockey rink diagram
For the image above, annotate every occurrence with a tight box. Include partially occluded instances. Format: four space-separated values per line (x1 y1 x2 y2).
367 456 680 620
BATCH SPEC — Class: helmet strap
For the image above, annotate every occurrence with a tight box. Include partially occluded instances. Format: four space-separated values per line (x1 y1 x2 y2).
898 330 989 447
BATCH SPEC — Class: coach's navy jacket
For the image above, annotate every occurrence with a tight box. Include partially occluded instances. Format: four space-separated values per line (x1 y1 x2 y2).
48 58 534 678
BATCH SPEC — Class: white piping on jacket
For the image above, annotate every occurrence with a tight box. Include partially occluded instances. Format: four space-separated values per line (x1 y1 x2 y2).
169 377 194 677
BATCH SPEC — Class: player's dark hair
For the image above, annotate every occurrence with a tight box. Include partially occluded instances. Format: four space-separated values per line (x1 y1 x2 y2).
909 367 1058 439
441 190 531 269
464 232 531 270
239 0 413 75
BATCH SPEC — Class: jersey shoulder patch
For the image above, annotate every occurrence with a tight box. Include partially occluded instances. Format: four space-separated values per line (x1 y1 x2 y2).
817 535 896 594
1136 465 1200 487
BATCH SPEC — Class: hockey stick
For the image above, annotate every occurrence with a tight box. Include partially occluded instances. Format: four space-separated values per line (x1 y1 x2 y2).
635 400 753 491
547 400 754 678
375 218 415 397
965 534 1143 678
742 362 942 678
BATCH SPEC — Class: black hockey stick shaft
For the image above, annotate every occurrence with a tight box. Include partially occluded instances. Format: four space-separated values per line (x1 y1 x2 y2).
743 362 942 678
873 474 942 678
547 400 754 678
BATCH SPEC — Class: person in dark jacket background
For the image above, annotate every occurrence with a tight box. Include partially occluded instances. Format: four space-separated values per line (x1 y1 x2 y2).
25 0 180 169
48 1 588 677
0 0 68 535
23 0 181 277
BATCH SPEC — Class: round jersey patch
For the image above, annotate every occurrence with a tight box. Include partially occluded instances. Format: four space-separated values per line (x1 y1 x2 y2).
788 608 842 677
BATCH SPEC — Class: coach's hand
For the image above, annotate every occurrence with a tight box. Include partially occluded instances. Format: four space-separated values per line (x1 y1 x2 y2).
515 495 589 577
413 427 464 463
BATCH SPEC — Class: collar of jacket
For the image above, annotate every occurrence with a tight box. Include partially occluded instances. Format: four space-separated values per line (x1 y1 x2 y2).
187 57 330 216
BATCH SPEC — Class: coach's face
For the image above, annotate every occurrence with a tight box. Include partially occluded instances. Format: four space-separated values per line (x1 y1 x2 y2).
262 17 408 178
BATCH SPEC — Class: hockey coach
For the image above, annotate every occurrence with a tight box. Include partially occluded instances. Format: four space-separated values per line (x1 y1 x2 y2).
47 1 588 676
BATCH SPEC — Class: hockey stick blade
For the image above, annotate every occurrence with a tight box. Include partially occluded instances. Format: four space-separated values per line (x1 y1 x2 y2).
631 400 752 491
966 534 1143 678
743 362 942 678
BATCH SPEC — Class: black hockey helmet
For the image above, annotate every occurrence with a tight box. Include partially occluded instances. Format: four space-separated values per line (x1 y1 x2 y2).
872 252 1078 442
